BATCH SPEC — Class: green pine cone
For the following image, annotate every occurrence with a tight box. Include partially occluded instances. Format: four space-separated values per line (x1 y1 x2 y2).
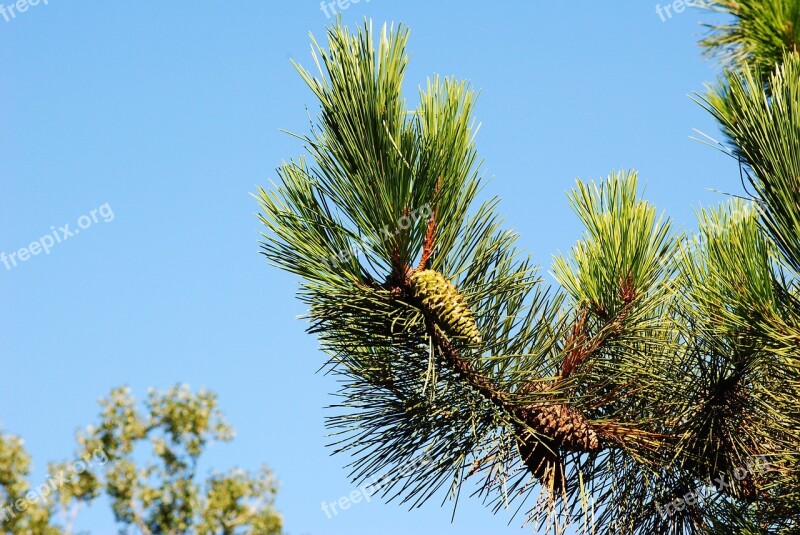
410 269 482 344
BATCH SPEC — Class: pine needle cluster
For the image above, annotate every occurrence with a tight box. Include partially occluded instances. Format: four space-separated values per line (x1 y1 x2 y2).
258 10 800 533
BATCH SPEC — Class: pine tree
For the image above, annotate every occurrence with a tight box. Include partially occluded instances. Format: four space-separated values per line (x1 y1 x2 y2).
257 7 800 533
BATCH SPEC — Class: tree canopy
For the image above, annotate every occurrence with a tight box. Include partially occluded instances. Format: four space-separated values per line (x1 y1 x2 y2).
0 386 282 535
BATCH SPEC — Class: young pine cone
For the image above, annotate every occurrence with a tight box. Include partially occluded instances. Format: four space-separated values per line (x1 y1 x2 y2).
410 269 482 345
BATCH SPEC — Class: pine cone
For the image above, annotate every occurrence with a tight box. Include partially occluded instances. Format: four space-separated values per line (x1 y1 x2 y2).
519 404 601 452
514 381 602 487
516 427 564 490
410 269 482 344
519 381 601 453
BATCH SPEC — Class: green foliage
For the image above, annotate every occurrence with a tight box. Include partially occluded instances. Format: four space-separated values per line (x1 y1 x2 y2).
700 0 800 81
196 468 282 535
0 387 282 535
675 201 800 531
258 19 557 522
700 51 800 276
0 434 60 535
552 170 677 318
258 10 800 535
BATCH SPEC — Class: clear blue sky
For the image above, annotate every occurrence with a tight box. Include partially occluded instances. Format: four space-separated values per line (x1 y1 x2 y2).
1 2 738 534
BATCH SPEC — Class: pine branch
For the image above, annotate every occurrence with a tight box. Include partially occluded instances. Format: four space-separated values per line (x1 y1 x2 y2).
258 17 800 534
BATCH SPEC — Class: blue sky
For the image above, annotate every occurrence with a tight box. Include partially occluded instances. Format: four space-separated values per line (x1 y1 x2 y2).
0 2 738 534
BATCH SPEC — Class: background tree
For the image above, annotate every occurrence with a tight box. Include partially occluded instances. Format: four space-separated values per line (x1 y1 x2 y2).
0 434 61 535
0 386 283 535
258 6 799 534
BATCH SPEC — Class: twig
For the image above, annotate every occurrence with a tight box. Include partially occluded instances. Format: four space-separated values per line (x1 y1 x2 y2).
417 176 441 271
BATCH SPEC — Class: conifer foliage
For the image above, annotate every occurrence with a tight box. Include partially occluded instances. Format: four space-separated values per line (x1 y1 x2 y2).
258 8 800 533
